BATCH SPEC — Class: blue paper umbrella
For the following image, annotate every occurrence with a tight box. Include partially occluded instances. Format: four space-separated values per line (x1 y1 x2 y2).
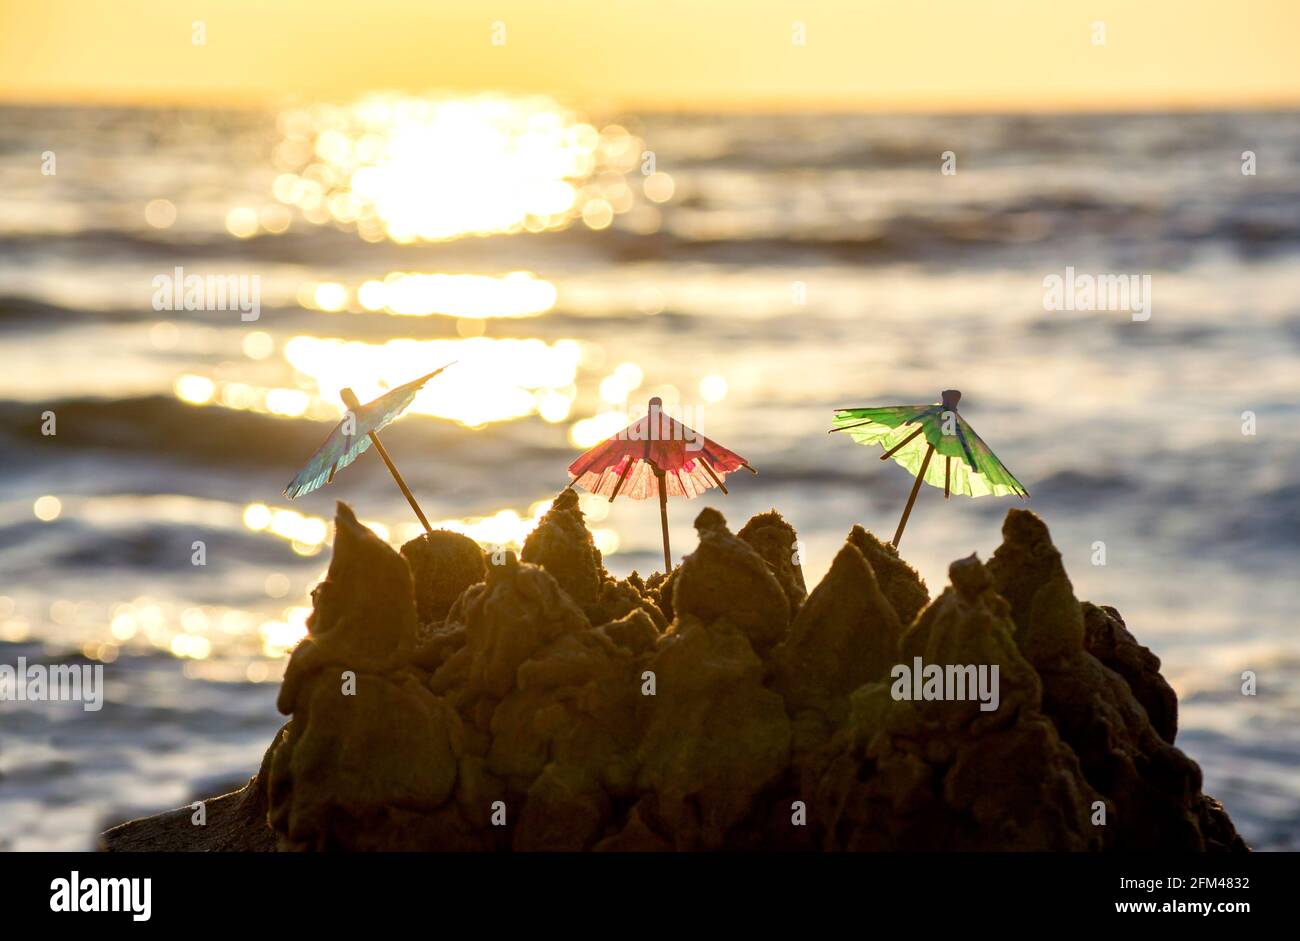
283 364 452 531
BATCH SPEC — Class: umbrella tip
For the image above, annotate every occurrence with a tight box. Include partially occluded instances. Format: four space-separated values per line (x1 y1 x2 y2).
941 389 962 409
648 395 663 408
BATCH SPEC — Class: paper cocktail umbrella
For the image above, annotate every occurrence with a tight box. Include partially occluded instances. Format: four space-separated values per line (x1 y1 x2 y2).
567 396 756 571
283 364 453 533
830 389 1028 547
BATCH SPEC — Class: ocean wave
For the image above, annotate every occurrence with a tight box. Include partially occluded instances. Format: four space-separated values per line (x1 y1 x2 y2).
0 395 339 469
0 394 568 480
0 295 158 331
6 189 1300 277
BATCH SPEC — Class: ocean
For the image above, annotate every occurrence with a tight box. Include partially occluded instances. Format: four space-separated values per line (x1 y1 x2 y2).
0 99 1297 850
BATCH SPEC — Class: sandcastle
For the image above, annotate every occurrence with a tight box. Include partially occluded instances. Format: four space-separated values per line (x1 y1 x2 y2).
102 490 1245 851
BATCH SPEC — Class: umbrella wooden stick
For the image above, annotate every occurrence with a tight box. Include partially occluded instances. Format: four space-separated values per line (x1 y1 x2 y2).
643 398 674 571
608 455 636 502
340 387 434 536
944 455 951 499
880 427 924 461
697 457 729 494
893 443 935 548
654 465 671 572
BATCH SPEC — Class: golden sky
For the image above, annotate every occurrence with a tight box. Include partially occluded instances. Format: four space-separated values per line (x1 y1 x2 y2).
2 0 1298 111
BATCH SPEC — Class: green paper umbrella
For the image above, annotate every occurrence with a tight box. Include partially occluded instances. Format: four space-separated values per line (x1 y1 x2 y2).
830 389 1028 547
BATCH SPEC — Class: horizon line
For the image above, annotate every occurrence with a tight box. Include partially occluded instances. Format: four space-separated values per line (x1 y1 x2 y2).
4 88 1300 116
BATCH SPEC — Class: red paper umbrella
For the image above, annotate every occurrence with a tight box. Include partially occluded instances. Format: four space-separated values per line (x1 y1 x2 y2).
566 396 756 571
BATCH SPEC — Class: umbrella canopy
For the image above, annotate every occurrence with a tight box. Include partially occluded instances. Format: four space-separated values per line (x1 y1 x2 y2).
567 397 755 571
831 390 1028 498
567 398 752 501
284 365 450 499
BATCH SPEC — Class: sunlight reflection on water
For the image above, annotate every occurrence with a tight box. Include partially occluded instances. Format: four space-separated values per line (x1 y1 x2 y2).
172 336 587 428
282 335 582 427
265 93 660 243
2 491 619 665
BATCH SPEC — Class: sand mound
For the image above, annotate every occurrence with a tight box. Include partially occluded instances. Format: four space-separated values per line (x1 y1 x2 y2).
101 497 1245 852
